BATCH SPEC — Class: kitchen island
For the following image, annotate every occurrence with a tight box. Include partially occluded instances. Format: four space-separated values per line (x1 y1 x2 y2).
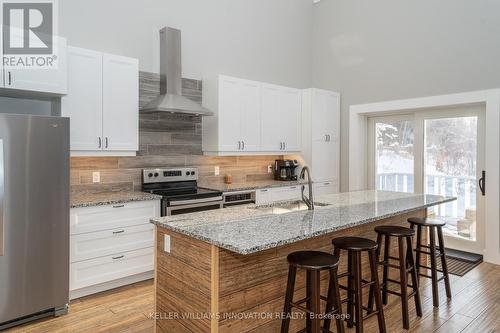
151 190 454 333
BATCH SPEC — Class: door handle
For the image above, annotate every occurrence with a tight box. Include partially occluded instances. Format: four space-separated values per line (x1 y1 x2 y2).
0 139 4 256
283 142 286 151
479 170 486 196
8 72 12 86
242 141 245 150
105 137 109 149
98 137 102 149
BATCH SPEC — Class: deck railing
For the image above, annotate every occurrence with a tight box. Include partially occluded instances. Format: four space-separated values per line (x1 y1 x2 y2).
377 173 476 219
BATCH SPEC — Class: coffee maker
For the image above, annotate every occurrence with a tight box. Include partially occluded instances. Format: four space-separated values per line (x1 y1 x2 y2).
274 160 299 181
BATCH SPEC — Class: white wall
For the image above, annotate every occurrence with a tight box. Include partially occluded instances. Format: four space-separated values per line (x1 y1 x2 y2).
312 0 500 191
59 0 312 88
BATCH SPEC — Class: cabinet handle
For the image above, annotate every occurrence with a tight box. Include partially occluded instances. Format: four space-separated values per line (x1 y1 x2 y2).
113 204 125 208
328 135 331 142
260 189 268 192
283 142 286 150
238 141 241 150
324 182 331 186
8 72 12 85
242 141 245 150
290 186 297 189
105 137 109 149
98 137 102 149
112 255 124 260
112 230 125 234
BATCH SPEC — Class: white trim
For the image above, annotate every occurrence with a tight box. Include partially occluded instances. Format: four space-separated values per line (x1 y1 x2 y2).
71 151 137 157
69 271 153 300
349 89 500 265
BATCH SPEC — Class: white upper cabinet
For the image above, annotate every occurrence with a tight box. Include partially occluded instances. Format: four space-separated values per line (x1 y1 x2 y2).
302 88 340 191
202 74 301 155
2 36 68 95
102 53 139 151
203 75 263 154
62 47 103 151
62 47 138 155
261 84 302 152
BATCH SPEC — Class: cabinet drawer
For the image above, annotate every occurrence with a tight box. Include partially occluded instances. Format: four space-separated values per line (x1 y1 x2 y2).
70 224 154 263
272 186 301 202
314 181 339 196
255 188 273 204
70 247 153 291
70 200 160 235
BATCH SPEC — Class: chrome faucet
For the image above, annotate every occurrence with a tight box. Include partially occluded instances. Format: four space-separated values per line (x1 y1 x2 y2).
300 166 314 210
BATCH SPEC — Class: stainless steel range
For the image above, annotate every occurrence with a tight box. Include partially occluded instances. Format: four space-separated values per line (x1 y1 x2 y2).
142 168 223 216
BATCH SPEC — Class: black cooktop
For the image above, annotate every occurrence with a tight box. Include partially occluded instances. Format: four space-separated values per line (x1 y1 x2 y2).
151 187 222 201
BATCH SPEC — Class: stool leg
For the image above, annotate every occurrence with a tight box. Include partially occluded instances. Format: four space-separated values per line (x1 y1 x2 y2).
281 265 297 333
310 270 321 333
369 249 386 333
429 226 440 307
382 234 391 305
415 225 422 283
368 233 382 312
347 251 354 328
354 251 363 333
437 226 452 299
306 270 313 330
398 237 410 329
406 236 422 317
324 269 345 333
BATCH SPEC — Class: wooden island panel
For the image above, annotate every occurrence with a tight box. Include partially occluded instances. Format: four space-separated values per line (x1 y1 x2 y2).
155 209 426 333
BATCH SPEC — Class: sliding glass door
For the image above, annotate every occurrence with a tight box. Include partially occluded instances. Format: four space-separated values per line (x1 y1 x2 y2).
368 106 485 254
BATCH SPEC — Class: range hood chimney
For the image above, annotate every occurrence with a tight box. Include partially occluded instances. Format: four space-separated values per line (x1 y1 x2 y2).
141 27 213 116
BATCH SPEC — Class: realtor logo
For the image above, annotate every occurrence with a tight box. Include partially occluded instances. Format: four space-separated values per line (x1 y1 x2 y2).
3 1 53 54
1 0 58 69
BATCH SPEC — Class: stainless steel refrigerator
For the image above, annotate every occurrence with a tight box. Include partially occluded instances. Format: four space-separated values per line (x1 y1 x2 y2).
0 113 69 329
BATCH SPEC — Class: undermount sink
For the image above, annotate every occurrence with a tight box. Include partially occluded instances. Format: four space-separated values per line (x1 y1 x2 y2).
251 200 330 215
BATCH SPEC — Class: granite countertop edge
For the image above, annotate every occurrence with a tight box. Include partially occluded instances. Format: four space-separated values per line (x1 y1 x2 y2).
199 180 308 192
71 192 163 209
151 196 456 255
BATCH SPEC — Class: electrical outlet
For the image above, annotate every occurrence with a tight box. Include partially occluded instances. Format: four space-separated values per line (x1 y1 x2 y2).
214 166 220 176
92 172 100 183
164 234 171 253
267 165 273 174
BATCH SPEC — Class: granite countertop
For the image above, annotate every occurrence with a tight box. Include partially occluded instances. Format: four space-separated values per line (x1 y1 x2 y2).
151 190 455 255
71 191 162 208
199 179 307 192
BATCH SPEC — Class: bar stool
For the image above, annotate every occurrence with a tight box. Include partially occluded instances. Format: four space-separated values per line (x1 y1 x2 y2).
281 251 345 333
368 226 422 329
407 217 452 307
331 237 386 333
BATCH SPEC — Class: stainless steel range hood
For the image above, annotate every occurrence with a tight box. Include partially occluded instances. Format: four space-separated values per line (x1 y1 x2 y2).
141 27 213 116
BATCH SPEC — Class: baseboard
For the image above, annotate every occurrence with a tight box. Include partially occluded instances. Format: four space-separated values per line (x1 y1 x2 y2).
69 271 154 300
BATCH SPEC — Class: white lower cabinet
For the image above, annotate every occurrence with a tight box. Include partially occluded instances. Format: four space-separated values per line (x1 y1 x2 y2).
69 200 160 299
255 186 301 205
313 181 339 196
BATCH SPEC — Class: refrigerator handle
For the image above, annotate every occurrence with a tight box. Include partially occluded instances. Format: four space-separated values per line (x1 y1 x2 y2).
0 139 4 256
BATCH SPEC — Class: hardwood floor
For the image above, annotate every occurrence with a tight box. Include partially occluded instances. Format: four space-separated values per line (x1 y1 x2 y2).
5 262 500 333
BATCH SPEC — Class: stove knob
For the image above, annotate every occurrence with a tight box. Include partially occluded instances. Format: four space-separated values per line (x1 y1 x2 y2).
154 172 159 177
191 171 196 176
148 173 153 178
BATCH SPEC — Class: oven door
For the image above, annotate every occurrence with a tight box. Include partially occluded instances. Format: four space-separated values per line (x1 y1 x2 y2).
164 197 223 216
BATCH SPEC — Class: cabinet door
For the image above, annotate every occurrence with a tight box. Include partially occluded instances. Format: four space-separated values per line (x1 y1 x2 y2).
240 80 261 151
272 186 301 202
312 89 340 142
219 76 242 151
312 140 338 182
261 84 283 151
281 88 302 152
62 47 103 151
4 36 68 94
102 53 139 151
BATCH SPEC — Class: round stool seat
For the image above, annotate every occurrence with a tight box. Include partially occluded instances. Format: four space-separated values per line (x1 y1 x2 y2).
408 217 446 227
375 225 415 237
332 236 378 251
287 251 340 270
